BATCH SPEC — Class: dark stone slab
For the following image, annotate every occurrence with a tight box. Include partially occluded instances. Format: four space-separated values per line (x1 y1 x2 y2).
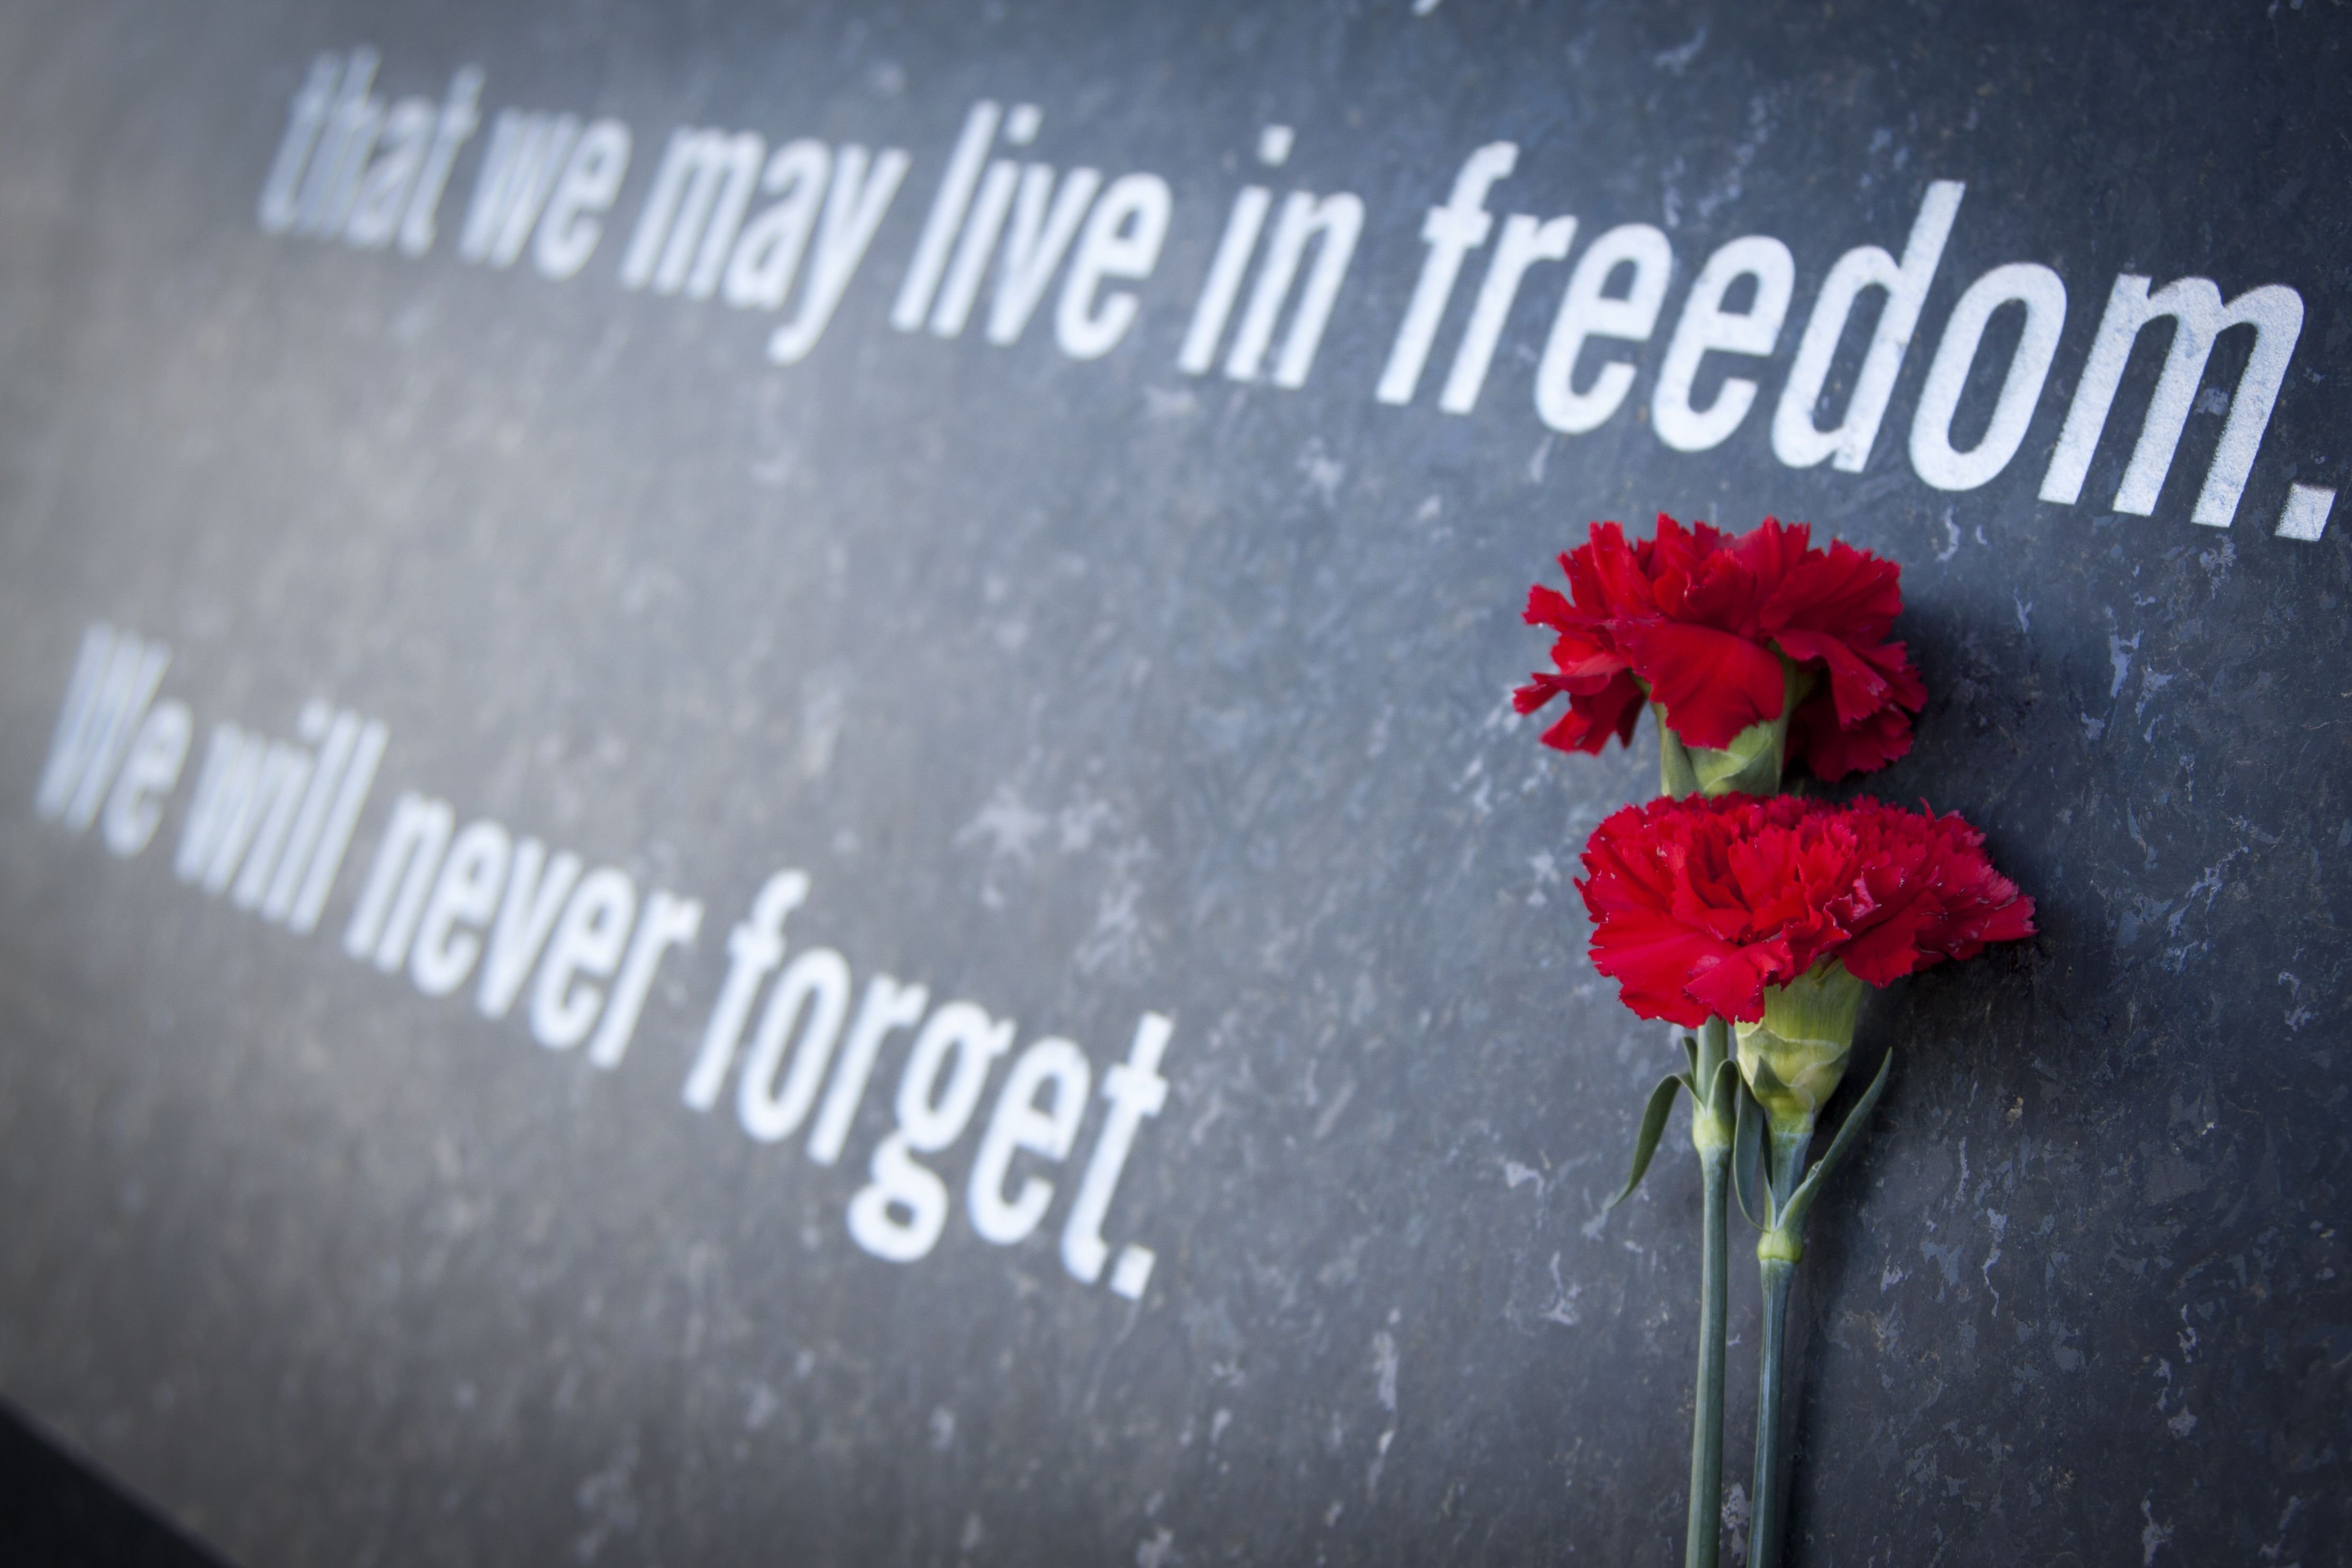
0 2 2345 1564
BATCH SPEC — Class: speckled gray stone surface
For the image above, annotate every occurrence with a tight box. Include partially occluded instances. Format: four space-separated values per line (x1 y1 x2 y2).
0 2 2346 1563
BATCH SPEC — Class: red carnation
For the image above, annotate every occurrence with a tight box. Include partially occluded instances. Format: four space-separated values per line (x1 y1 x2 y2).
1514 514 1926 783
1575 794 2036 1028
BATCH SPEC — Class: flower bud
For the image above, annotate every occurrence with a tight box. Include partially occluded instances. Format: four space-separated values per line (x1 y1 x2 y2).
1734 961 1868 1130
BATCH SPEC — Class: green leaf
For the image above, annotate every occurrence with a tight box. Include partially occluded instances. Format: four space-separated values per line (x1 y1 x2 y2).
1732 1075 1766 1231
1680 1032 1699 1082
1605 1072 1688 1210
1780 1047 1896 1237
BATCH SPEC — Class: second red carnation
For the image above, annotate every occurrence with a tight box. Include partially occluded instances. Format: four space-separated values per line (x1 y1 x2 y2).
1575 793 2036 1027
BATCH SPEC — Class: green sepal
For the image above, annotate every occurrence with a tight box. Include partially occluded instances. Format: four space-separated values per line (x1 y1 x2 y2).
1744 1048 1795 1117
1672 655 1814 799
1606 1072 1690 1210
1656 707 1701 800
1694 1057 1738 1152
1688 717 1786 797
1778 1047 1896 1239
1732 1074 1766 1231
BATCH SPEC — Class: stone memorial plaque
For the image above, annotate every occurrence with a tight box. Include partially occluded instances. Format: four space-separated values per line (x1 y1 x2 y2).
0 2 2345 1562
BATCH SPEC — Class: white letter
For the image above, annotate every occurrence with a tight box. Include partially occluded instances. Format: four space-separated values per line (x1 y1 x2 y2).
2277 484 2336 542
100 700 192 858
735 947 853 1140
529 867 636 1049
397 65 483 257
891 103 1000 332
182 736 307 905
724 140 829 311
458 111 578 268
1177 185 1270 375
928 156 1019 337
767 144 909 364
845 1001 1013 1263
1055 173 1170 361
1226 190 1363 387
532 117 632 280
227 745 314 910
2039 275 2304 527
292 49 379 238
806 975 930 1166
288 718 385 935
987 165 1102 345
1533 223 1674 433
967 1037 1090 1245
587 890 702 1069
342 792 453 971
1437 213 1575 416
1772 180 1965 472
476 838 583 1019
620 128 764 298
1060 1013 1170 1290
893 1002 1016 1152
261 708 357 924
37 624 167 832
845 1134 952 1264
1652 235 1795 454
1908 262 2067 492
175 727 262 891
342 98 435 250
681 870 808 1110
409 819 511 998
35 624 119 822
259 56 341 233
1377 142 1519 406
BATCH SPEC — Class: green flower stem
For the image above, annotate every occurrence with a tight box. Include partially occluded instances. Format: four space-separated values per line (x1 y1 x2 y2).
1746 1048 1892 1568
1686 1017 1734 1568
1656 712 1758 1568
1750 1240 1801 1568
1749 1121 1813 1568
1770 1123 1812 1198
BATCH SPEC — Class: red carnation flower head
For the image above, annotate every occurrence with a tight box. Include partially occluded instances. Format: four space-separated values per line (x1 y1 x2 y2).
1576 792 2034 1124
1515 514 1926 791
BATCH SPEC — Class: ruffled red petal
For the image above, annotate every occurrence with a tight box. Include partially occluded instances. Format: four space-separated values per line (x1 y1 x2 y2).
1520 669 1645 755
1788 694 1915 783
1683 938 1793 1023
1732 516 1817 592
1617 620 1787 748
1519 513 1919 780
1523 583 1579 631
1573 794 2034 1026
1772 628 1893 727
1760 537 1902 643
